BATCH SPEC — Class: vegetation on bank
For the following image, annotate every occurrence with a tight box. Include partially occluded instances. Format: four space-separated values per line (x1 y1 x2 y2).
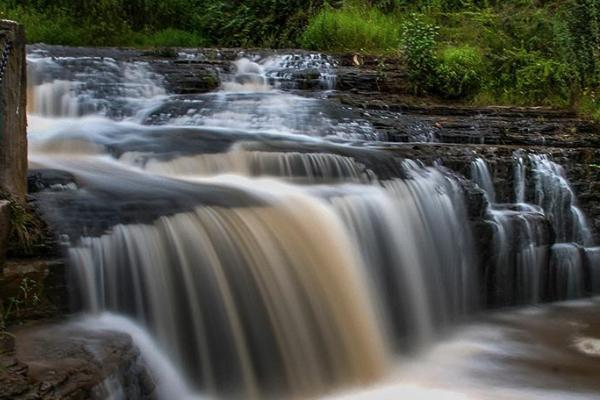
2 0 600 116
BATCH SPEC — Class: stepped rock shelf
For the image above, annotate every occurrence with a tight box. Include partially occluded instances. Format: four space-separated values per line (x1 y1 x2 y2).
1 42 599 399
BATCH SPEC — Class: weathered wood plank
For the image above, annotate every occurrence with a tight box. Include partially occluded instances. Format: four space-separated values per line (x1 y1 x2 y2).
0 20 27 202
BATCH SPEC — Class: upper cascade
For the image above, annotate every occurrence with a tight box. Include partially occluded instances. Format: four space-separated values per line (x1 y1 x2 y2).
26 51 165 119
222 58 271 92
222 53 337 92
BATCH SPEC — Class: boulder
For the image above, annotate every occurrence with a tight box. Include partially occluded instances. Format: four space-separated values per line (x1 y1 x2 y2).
1 323 156 400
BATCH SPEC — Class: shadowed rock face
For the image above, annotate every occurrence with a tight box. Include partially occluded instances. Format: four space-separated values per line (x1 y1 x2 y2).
1 322 156 400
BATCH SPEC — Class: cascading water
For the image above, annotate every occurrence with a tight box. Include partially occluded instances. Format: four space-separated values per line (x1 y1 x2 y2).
119 146 377 183
530 154 593 245
25 46 600 399
262 53 337 90
70 192 389 397
470 158 497 203
471 155 598 306
27 51 165 119
26 48 481 398
472 158 548 305
141 55 378 140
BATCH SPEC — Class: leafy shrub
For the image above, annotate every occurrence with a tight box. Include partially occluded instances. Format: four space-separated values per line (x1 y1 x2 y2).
514 59 573 105
485 48 574 106
200 0 322 48
560 0 600 88
400 15 439 93
435 45 483 98
302 5 401 51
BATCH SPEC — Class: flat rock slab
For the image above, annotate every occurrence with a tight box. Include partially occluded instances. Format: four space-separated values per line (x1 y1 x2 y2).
0 322 156 400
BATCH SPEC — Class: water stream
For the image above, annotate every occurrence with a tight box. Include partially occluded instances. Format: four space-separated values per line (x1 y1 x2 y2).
26 48 600 399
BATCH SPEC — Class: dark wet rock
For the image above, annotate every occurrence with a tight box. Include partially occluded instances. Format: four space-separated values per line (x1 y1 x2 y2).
0 259 68 324
335 93 600 147
151 60 221 94
28 169 78 193
0 323 156 400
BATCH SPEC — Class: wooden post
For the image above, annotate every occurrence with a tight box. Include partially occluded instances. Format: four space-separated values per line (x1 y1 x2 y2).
0 20 26 276
0 20 27 202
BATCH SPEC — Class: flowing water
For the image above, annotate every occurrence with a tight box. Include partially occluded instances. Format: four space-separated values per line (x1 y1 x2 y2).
26 48 600 399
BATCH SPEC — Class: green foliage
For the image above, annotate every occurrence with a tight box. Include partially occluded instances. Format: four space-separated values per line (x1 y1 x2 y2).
400 15 439 93
136 29 208 48
302 5 401 52
577 91 600 121
435 45 483 98
514 58 572 105
0 6 86 45
1 0 323 48
5 200 46 256
2 277 42 321
483 48 574 106
196 0 323 48
561 0 600 88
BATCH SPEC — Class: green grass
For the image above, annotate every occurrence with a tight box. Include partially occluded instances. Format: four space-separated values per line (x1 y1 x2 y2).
435 45 484 98
301 6 402 52
133 29 209 48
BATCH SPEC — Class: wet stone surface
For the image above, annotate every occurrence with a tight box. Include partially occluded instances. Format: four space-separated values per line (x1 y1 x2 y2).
0 322 156 400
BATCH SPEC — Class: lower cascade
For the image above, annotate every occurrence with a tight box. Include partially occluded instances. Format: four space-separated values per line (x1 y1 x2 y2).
20 46 600 399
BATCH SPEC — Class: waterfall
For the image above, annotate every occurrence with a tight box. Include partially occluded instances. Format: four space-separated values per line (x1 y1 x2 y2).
487 207 549 305
67 164 477 396
530 155 593 245
475 155 596 305
26 53 165 119
222 58 271 92
473 158 549 305
120 147 377 183
76 313 201 400
549 243 585 300
262 53 337 90
586 247 600 293
25 47 600 400
69 183 391 397
471 158 496 202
